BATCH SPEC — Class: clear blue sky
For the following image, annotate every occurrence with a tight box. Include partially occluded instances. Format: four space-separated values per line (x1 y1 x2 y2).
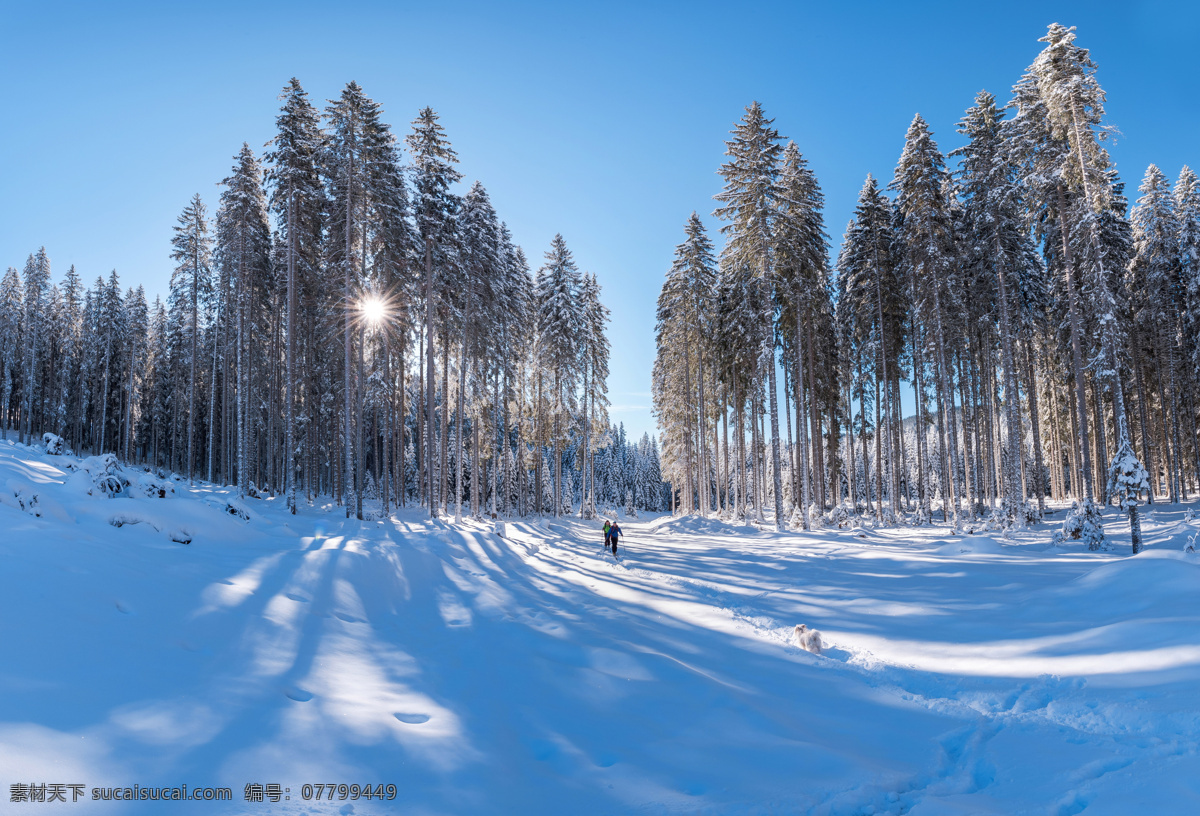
3 1 1197 441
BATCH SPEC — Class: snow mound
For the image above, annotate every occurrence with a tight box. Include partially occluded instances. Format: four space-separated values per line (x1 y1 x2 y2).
651 515 760 537
934 535 1004 555
1070 549 1200 596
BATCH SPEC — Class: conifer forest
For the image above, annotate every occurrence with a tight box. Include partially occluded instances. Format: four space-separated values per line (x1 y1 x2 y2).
0 82 667 523
653 24 1200 541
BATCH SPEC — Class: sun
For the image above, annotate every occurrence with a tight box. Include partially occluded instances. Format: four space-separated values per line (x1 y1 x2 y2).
361 296 387 325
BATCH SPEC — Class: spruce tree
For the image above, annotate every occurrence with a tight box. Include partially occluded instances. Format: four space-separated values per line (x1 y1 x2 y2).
407 107 461 518
535 234 581 517
169 194 212 483
714 101 787 529
265 78 325 513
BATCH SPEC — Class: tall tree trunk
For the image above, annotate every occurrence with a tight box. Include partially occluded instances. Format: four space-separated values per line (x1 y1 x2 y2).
424 238 436 517
1056 182 1095 500
766 328 785 530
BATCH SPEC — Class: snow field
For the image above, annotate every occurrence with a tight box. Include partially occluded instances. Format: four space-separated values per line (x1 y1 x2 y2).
1 438 1199 814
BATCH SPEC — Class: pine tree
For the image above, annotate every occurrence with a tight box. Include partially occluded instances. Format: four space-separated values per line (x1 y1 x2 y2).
407 107 461 518
892 115 965 526
841 177 905 520
1106 439 1149 554
535 234 581 517
265 78 325 513
578 271 610 519
954 91 1045 525
21 248 51 445
714 101 787 529
774 142 831 527
218 144 272 496
0 267 22 440
1130 165 1184 502
169 195 212 482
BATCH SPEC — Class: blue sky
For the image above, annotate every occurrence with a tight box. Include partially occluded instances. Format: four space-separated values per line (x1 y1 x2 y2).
2 1 1198 442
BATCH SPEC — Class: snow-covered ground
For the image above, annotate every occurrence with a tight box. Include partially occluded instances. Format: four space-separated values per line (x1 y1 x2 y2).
2 439 1199 815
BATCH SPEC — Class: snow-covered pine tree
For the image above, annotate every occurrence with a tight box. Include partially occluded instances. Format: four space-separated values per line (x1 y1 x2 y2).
456 181 501 522
20 248 51 446
954 90 1046 526
840 177 905 522
0 267 23 441
265 78 325 513
652 213 717 516
714 101 787 530
121 286 148 462
217 144 272 497
1106 438 1149 554
892 115 965 527
1027 24 1132 485
169 195 212 483
1129 165 1184 503
534 234 581 518
773 142 831 528
407 107 462 519
578 272 610 519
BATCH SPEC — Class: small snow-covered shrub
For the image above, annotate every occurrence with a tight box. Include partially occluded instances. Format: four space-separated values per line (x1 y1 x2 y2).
878 507 899 527
203 496 250 521
1186 532 1197 554
133 473 174 499
826 503 852 529
1185 508 1197 523
1021 500 1040 526
3 484 41 517
77 454 130 498
42 433 65 455
1052 498 1106 550
1106 439 1150 555
625 490 637 519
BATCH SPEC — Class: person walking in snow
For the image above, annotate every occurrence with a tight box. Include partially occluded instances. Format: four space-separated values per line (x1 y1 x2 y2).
607 521 622 558
602 519 611 550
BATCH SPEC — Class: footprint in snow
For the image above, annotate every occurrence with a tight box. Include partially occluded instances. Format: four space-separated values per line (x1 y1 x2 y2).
393 712 430 724
284 687 314 702
284 592 311 603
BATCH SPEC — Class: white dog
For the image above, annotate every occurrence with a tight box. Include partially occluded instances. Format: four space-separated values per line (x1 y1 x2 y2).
794 624 823 655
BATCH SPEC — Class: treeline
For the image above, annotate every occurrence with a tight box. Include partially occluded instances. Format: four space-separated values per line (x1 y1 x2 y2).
0 80 662 520
653 24 1200 529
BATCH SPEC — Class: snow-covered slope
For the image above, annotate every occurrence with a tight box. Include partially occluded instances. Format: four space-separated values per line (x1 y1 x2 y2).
2 438 1198 814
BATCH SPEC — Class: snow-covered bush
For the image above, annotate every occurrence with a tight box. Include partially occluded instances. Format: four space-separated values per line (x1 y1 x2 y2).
1106 439 1150 555
826 503 852 529
1185 508 1196 523
42 433 65 455
878 507 899 527
625 490 637 519
133 472 175 499
203 496 250 521
3 484 41 517
1021 500 1040 527
74 454 131 498
1052 498 1105 550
